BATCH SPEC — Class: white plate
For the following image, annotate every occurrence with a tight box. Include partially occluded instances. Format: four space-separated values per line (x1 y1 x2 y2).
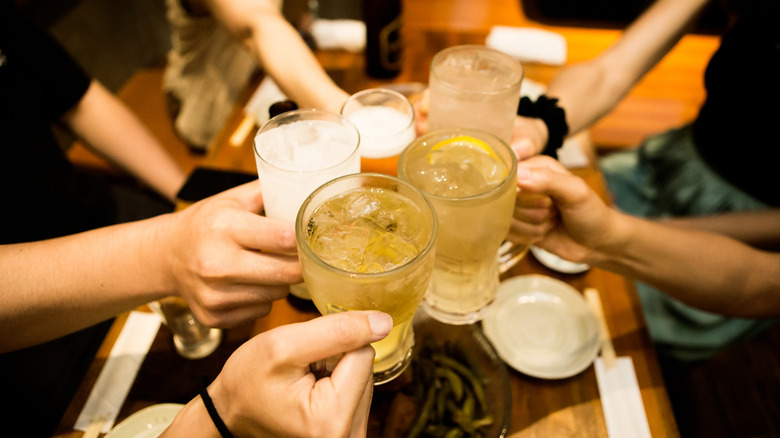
483 275 599 379
531 246 590 274
105 403 184 438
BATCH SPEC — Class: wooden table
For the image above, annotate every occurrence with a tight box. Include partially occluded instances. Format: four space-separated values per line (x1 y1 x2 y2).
55 0 689 436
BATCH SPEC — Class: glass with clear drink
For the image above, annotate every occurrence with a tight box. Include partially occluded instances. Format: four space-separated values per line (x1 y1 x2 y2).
428 45 524 143
254 108 361 300
254 108 361 222
340 88 415 176
398 128 518 324
296 173 437 385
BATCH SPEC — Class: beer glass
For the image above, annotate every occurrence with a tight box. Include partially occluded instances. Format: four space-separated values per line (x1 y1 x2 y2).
340 88 415 175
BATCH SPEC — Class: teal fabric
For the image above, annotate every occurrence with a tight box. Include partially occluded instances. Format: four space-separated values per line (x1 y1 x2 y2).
599 125 776 362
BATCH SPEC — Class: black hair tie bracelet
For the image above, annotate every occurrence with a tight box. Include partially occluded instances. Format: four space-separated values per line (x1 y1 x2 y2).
517 94 570 159
200 375 235 438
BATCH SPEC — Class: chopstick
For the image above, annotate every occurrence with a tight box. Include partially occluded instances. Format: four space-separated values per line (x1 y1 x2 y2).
585 287 617 370
228 114 256 148
82 414 106 438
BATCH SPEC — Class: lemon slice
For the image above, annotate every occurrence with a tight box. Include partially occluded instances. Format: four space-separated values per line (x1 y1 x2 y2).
430 135 497 159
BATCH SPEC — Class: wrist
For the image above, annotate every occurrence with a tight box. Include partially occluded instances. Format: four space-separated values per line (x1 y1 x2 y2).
200 376 237 438
589 211 637 267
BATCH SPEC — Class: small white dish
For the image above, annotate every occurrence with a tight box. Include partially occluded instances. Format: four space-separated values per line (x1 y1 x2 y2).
531 246 590 274
483 275 599 379
105 403 184 438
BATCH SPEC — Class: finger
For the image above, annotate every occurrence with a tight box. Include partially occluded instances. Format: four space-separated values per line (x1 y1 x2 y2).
511 138 536 161
222 250 302 286
188 284 288 327
345 348 375 437
516 158 586 204
229 212 299 255
216 180 264 213
193 300 275 329
514 198 558 224
515 191 554 209
273 311 392 368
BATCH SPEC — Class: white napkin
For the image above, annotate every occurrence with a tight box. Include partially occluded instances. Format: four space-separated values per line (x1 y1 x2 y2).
486 25 567 65
311 19 366 52
594 357 652 438
74 311 161 434
246 76 288 125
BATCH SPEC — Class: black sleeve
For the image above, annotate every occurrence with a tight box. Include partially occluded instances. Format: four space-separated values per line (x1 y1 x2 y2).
0 0 92 121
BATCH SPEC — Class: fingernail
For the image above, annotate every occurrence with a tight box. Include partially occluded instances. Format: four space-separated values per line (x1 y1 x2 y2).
368 312 393 337
516 166 532 181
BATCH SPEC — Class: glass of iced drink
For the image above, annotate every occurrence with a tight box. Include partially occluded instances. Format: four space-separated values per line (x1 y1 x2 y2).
254 108 361 222
398 128 518 324
296 173 437 385
340 88 415 176
428 45 524 143
254 109 361 300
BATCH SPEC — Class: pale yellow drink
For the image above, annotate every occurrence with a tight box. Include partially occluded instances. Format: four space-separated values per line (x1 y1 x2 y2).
296 173 437 384
399 129 517 324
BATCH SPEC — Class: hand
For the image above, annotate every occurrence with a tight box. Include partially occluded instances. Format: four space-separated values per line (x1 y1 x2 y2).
507 188 559 248
163 181 302 328
178 311 393 438
514 156 618 264
412 88 430 137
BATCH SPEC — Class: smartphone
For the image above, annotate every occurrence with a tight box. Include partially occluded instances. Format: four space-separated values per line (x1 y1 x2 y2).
176 167 257 203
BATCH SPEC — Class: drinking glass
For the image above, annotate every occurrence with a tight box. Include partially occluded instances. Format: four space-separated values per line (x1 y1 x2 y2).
398 128 519 324
296 173 438 385
149 297 222 360
340 88 415 175
428 45 524 143
254 108 361 299
254 108 361 221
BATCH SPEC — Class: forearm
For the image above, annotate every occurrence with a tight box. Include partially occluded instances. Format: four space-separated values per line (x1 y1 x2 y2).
661 209 780 250
0 215 176 352
592 212 780 318
64 81 187 202
206 0 349 113
546 0 711 135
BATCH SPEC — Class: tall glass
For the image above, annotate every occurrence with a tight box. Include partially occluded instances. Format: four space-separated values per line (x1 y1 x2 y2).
428 45 524 143
254 108 361 299
340 88 415 176
254 108 361 222
296 173 437 385
398 128 518 324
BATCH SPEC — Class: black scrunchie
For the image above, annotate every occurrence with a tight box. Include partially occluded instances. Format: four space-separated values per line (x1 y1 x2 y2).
517 95 569 159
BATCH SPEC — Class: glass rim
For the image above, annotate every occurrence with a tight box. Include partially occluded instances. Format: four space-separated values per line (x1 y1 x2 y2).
253 108 361 173
296 172 439 278
430 44 525 95
340 88 416 136
397 128 519 203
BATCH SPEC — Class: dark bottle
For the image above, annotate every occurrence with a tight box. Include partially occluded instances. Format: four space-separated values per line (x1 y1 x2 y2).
268 100 299 119
363 0 403 78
